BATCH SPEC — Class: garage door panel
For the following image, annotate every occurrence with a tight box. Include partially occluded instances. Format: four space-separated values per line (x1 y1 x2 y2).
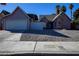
5 20 27 30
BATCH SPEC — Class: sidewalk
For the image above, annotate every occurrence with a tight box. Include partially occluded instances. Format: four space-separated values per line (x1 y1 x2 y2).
0 41 79 55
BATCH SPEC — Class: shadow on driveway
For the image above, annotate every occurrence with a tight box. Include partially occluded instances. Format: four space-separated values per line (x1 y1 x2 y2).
26 30 70 38
19 30 70 41
8 30 70 41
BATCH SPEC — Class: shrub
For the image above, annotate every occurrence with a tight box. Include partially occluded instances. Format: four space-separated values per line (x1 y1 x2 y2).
72 18 79 25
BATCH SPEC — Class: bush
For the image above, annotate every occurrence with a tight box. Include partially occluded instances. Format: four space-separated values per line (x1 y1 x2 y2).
72 19 79 25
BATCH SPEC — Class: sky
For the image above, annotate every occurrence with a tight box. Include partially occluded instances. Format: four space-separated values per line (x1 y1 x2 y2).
0 3 79 18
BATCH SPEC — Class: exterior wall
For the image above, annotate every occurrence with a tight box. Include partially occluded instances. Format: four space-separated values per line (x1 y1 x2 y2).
31 22 46 30
53 18 63 29
53 17 71 29
61 15 71 29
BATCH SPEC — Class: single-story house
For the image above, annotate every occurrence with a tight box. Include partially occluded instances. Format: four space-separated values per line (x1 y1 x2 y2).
0 6 46 32
39 12 71 29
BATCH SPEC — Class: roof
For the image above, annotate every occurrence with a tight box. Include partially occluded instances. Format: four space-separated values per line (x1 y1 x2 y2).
12 6 30 19
39 12 71 23
1 6 38 22
1 10 10 15
1 6 30 20
39 14 56 22
52 12 71 22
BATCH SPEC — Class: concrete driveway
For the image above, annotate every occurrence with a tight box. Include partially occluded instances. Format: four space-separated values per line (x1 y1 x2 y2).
0 30 21 41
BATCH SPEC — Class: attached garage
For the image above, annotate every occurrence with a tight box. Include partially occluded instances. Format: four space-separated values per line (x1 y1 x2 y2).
4 20 28 31
2 7 30 32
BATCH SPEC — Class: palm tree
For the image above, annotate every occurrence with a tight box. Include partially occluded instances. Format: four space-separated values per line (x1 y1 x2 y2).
56 5 60 15
61 5 66 13
69 4 74 20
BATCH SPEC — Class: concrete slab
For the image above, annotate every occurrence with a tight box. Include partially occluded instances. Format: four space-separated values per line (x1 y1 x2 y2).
5 33 22 41
0 41 36 55
34 42 79 54
0 30 22 41
0 31 15 42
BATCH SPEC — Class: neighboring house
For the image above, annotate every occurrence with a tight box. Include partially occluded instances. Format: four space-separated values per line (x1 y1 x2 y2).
0 13 5 30
52 12 71 29
40 14 56 22
1 6 45 31
1 10 10 15
40 14 56 29
39 12 71 29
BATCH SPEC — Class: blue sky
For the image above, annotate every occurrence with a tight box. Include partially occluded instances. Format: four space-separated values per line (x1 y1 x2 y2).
0 3 79 18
